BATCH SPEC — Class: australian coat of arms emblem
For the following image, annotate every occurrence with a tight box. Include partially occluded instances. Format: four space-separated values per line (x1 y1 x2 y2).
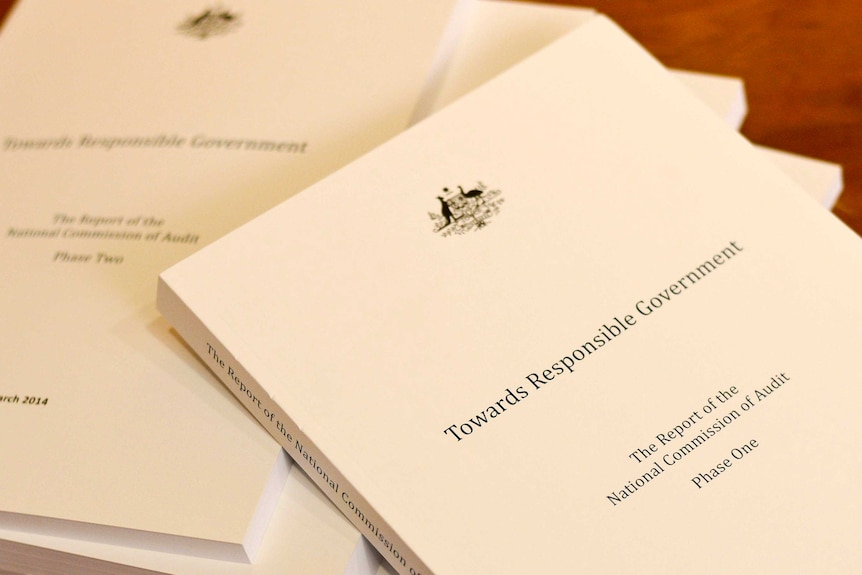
429 181 504 236
179 7 241 39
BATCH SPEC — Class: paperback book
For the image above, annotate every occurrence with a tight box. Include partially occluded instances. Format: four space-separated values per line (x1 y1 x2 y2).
159 14 862 575
0 0 461 565
426 1 753 128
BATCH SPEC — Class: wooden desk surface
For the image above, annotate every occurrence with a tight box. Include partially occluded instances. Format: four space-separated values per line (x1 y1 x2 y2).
1 0 859 236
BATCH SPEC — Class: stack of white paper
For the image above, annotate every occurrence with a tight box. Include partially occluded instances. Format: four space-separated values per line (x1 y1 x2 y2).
157 8 861 575
0 0 461 573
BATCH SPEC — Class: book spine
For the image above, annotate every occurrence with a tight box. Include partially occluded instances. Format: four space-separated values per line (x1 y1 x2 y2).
156 277 429 575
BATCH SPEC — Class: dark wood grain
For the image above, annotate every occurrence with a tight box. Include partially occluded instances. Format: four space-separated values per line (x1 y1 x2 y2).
0 0 10 25
1 0 859 235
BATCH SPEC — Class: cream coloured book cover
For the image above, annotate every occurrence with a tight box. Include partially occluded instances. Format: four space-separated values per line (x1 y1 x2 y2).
0 0 461 562
159 13 862 574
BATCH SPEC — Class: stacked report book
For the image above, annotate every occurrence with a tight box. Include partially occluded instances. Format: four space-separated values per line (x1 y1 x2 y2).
158 7 861 575
0 0 462 573
1 0 852 574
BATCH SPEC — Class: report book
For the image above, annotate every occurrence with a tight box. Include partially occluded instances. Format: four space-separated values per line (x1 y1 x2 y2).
424 2 749 128
0 0 461 563
158 13 862 575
